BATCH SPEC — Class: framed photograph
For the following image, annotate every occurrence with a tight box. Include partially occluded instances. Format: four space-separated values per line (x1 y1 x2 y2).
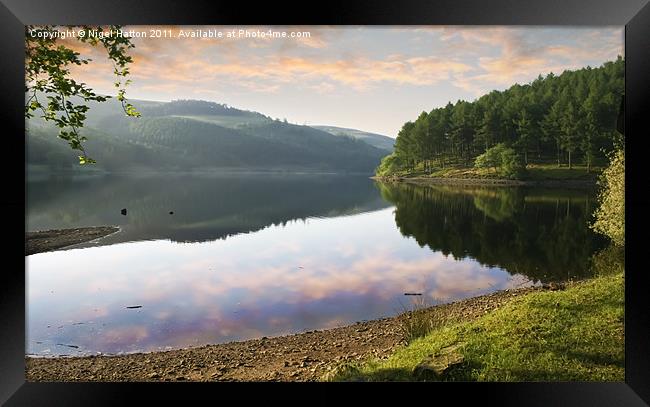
3 0 649 404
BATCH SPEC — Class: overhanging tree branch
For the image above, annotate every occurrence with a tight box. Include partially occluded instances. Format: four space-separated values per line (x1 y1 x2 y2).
25 25 140 165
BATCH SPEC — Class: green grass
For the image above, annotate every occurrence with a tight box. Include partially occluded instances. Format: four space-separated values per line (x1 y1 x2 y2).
525 164 602 181
327 272 624 382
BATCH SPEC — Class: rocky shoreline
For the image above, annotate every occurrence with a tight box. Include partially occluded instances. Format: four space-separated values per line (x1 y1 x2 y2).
26 285 544 382
25 226 120 256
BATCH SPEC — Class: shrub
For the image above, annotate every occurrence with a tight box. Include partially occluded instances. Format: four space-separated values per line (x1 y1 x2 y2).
591 148 624 246
474 145 503 173
499 147 526 179
375 152 403 176
591 244 625 277
475 143 526 179
397 297 447 344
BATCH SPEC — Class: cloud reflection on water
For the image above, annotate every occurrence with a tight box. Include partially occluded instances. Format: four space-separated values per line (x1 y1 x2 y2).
27 208 530 356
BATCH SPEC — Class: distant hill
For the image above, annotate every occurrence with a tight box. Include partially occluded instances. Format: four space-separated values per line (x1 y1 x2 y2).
27 98 390 174
311 125 395 152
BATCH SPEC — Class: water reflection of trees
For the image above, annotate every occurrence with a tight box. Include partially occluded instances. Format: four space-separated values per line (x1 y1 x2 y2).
377 182 606 283
27 174 390 244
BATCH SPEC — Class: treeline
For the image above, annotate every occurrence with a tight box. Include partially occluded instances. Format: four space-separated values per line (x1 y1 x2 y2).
379 57 624 175
137 99 268 118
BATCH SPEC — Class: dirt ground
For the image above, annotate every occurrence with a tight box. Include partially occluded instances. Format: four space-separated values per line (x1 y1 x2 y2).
25 226 119 255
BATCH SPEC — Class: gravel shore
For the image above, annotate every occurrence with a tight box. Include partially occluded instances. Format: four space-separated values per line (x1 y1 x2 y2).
26 286 543 382
25 226 119 255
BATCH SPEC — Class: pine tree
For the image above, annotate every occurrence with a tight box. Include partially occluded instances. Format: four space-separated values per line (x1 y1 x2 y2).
385 58 624 176
541 101 563 167
560 102 580 169
514 110 533 166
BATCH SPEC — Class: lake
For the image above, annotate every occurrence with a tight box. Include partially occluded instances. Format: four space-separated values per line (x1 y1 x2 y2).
26 174 605 356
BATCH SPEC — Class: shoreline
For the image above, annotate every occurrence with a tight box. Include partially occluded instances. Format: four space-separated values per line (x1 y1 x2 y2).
371 176 597 188
23 222 585 382
26 226 120 256
26 285 544 382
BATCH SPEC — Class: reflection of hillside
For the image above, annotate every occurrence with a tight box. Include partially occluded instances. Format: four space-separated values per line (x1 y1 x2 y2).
376 182 605 283
27 174 389 245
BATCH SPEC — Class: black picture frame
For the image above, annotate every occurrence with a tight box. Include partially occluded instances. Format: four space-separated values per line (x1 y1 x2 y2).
2 0 649 404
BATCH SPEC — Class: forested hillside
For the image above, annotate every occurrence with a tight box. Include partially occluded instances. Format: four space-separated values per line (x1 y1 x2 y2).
311 126 395 152
27 99 390 173
377 57 624 177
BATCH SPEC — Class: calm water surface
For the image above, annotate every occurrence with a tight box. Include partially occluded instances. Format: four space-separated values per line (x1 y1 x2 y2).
26 174 604 356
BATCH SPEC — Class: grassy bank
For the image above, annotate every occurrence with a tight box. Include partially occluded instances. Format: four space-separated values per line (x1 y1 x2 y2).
328 271 624 382
378 163 601 183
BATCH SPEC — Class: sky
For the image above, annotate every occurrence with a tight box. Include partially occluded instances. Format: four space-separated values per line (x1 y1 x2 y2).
62 26 623 138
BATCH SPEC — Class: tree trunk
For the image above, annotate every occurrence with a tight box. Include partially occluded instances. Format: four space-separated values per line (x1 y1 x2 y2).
524 149 528 166
568 150 572 170
556 141 561 168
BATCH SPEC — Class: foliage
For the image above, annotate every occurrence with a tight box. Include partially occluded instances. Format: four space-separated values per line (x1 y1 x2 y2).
375 152 404 176
328 271 624 381
313 126 395 152
591 148 625 246
499 147 526 179
137 99 263 118
474 143 502 173
474 143 526 179
379 57 624 177
25 25 140 164
590 245 624 277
